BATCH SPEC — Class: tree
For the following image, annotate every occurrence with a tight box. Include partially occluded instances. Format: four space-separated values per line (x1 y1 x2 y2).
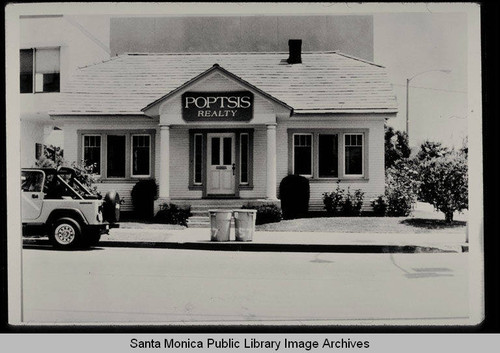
418 153 468 222
415 140 450 161
385 158 420 216
385 125 411 169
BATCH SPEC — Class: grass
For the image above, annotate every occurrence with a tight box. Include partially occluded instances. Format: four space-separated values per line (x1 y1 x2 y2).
256 216 466 233
256 203 467 234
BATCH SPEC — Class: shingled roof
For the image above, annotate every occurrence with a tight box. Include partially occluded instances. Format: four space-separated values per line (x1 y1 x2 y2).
50 51 398 116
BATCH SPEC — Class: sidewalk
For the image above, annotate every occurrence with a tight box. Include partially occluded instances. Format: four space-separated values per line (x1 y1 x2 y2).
99 225 468 253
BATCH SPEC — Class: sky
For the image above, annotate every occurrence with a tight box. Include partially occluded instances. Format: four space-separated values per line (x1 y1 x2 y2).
373 12 469 148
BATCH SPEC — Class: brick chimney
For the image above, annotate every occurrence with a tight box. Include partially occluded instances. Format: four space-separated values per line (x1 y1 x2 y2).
287 39 302 64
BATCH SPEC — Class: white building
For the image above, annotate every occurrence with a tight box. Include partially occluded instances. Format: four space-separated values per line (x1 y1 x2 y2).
20 14 110 167
49 40 397 212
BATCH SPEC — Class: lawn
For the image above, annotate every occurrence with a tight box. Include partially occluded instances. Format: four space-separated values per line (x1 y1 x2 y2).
256 203 467 234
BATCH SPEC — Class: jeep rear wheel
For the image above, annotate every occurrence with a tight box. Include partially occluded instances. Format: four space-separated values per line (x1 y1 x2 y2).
50 218 82 249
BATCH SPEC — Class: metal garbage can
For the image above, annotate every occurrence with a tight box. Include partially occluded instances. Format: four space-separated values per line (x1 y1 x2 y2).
233 209 257 241
208 209 233 242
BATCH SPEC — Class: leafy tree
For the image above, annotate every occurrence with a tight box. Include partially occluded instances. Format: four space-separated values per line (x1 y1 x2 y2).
385 125 411 169
418 153 468 222
385 158 420 216
416 140 450 161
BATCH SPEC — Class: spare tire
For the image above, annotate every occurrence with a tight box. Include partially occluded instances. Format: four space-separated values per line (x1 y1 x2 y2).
103 191 120 223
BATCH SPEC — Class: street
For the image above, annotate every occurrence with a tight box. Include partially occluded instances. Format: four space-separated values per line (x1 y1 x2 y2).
21 247 469 324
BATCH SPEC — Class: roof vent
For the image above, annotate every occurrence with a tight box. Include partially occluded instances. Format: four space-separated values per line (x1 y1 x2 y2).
287 39 302 64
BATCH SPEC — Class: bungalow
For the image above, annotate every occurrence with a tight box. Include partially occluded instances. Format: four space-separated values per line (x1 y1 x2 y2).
49 40 397 213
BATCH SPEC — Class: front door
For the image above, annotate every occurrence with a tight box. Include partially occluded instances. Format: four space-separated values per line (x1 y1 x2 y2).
207 133 235 195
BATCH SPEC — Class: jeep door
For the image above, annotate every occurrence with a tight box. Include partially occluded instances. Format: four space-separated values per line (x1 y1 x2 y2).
21 170 45 220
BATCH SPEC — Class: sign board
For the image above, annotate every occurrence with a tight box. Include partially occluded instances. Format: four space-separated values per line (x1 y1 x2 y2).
182 91 254 121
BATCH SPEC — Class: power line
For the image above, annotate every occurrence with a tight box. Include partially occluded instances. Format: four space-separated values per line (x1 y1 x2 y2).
393 83 467 94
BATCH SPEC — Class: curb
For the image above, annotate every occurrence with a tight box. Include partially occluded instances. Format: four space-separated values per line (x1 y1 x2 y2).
23 239 466 253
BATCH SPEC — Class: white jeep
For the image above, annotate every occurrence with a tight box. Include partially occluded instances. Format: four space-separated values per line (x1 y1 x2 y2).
21 167 120 249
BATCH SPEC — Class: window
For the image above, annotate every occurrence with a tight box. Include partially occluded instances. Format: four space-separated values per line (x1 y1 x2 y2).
20 49 33 93
211 137 220 165
80 131 154 180
193 134 203 184
83 135 101 174
240 133 249 184
132 135 151 176
293 134 313 176
20 48 60 93
318 134 338 178
107 135 126 178
21 171 44 192
344 134 364 176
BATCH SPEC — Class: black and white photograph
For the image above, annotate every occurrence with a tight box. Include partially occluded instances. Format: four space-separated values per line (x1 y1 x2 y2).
5 2 484 336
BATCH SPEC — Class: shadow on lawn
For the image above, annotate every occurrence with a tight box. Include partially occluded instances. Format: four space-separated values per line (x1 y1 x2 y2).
400 218 466 230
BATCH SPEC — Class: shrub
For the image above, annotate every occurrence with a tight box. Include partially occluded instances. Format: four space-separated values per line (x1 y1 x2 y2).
342 188 365 216
131 179 158 220
370 195 388 216
323 182 365 216
154 203 192 227
242 204 282 225
385 158 420 216
279 175 310 219
418 153 468 222
323 182 344 216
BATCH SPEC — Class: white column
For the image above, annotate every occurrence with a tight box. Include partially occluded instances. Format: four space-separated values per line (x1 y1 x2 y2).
266 123 277 200
159 125 170 199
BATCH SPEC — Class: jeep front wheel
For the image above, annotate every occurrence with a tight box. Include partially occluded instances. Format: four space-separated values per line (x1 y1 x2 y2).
50 218 82 249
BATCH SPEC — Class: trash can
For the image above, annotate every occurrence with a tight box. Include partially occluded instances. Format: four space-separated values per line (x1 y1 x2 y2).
233 209 257 241
208 209 233 242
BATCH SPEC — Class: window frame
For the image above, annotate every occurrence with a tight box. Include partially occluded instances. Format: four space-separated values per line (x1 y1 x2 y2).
82 134 102 177
193 133 203 186
239 133 250 185
288 129 368 181
78 130 155 182
20 46 61 94
343 133 365 178
292 133 314 178
130 134 152 178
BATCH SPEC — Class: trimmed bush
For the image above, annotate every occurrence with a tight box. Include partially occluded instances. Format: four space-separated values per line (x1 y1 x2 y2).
154 203 192 227
370 195 388 216
323 182 365 216
279 175 310 219
242 204 282 225
131 179 158 220
418 153 468 222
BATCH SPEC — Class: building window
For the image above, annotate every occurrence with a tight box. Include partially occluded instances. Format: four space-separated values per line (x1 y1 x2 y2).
240 133 249 184
193 134 203 184
344 134 364 176
83 135 101 175
20 48 60 93
107 135 126 178
293 133 313 176
20 49 34 93
318 134 338 178
131 135 151 177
